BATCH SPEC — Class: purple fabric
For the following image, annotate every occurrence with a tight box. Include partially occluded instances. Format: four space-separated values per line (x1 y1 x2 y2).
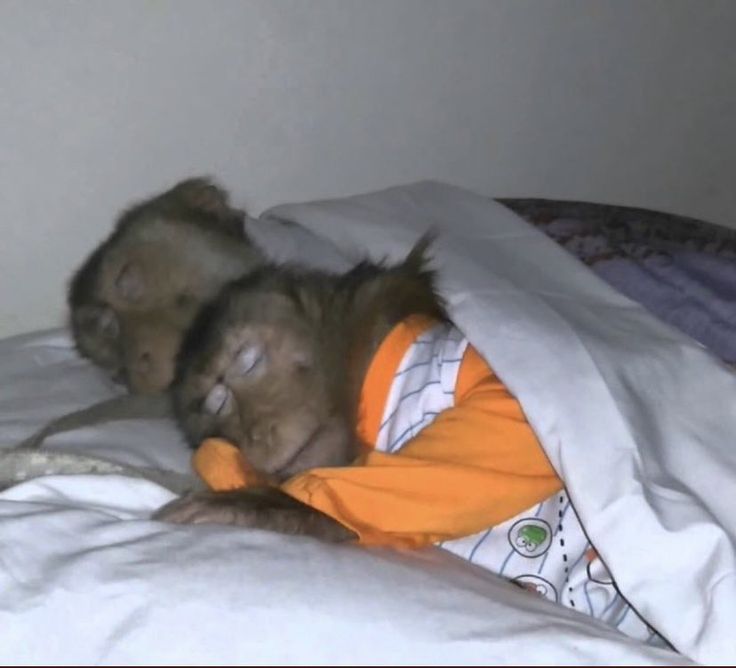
498 199 736 363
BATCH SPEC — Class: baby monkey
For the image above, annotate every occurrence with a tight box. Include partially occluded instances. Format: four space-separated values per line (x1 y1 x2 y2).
68 177 265 394
156 238 445 539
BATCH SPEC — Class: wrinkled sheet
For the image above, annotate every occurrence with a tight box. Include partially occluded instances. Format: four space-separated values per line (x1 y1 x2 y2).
0 180 728 665
0 349 684 665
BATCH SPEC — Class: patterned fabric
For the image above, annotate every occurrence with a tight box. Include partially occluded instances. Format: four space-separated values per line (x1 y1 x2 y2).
377 321 659 644
499 199 736 364
373 322 467 455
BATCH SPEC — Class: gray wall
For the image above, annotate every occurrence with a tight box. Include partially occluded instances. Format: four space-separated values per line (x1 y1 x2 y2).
1 0 734 337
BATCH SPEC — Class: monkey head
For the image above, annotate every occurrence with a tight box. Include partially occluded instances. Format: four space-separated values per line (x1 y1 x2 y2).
173 237 445 481
173 269 358 482
68 177 265 394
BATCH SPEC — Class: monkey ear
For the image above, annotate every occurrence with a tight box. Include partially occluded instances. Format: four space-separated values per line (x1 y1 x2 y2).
115 263 145 302
170 177 247 238
170 178 231 215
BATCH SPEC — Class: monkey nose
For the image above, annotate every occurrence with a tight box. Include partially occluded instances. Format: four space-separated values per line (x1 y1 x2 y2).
135 351 153 375
249 424 276 447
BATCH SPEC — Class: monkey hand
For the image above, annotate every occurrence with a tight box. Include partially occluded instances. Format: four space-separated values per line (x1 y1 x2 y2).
192 437 268 491
152 487 357 543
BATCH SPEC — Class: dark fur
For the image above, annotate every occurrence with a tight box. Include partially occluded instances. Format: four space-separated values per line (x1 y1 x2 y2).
173 234 446 447
155 236 446 540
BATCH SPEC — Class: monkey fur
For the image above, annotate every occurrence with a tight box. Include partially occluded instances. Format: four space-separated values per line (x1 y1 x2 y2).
68 177 265 394
154 237 446 541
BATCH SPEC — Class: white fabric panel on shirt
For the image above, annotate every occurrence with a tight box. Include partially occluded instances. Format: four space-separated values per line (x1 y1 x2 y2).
374 322 467 455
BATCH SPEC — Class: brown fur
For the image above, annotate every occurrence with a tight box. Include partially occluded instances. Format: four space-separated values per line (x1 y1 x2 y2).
68 177 265 393
153 486 356 542
154 237 446 538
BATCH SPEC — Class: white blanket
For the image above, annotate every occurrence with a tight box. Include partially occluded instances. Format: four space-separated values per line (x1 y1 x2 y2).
0 181 726 664
262 181 736 664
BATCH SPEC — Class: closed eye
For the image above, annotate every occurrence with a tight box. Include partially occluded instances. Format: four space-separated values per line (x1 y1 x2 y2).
203 383 233 416
231 344 264 377
97 307 120 338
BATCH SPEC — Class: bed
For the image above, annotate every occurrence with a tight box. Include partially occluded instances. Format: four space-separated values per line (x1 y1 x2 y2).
1 181 733 665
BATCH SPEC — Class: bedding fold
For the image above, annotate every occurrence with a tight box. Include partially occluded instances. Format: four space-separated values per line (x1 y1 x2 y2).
261 180 736 664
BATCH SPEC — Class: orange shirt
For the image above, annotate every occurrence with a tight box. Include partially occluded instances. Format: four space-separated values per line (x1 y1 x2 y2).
282 316 562 548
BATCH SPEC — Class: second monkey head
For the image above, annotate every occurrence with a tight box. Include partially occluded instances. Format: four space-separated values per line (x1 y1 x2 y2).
68 177 265 394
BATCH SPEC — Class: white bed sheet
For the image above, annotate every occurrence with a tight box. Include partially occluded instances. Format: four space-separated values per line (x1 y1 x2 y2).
0 182 716 665
0 329 685 665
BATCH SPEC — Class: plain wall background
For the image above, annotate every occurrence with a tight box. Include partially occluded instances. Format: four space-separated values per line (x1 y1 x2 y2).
0 0 734 338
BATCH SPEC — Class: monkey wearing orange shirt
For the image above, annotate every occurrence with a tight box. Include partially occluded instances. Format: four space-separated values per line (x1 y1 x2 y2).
154 237 661 642
156 237 559 544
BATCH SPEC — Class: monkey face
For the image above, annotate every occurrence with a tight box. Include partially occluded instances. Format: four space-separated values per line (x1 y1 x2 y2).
68 178 263 394
174 289 356 481
70 303 125 383
89 238 212 393
70 292 197 393
70 236 219 394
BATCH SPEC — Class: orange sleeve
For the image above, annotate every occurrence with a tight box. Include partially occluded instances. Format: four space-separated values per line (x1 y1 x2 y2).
281 345 562 548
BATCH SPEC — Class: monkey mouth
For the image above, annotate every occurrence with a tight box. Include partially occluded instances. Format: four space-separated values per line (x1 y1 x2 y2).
268 425 325 481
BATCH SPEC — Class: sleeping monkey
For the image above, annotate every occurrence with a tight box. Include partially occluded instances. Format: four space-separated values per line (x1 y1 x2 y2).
156 238 664 645
158 238 447 539
68 177 265 394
